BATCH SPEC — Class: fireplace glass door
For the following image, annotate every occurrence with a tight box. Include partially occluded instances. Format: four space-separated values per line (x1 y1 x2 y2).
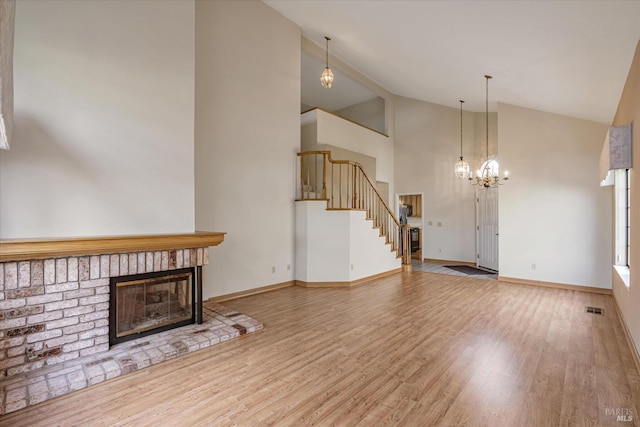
111 268 195 345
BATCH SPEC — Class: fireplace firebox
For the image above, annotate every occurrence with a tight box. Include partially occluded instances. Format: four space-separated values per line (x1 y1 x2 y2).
109 267 200 345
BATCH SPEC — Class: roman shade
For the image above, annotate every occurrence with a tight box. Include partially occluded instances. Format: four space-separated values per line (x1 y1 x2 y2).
600 123 632 186
0 0 15 150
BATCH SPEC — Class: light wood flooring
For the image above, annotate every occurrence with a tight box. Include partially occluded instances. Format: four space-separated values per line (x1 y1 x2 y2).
1 271 639 426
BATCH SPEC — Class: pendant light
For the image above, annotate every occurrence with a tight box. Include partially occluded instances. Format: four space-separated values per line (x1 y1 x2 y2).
454 100 470 179
320 36 334 89
470 75 509 187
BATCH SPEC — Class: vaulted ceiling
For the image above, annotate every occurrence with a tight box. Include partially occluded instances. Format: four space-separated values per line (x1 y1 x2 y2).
265 0 640 123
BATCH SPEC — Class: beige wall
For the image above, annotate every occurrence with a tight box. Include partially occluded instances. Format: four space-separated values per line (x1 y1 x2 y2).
394 96 479 263
335 97 386 135
611 40 640 358
194 0 300 298
0 0 195 238
498 103 611 288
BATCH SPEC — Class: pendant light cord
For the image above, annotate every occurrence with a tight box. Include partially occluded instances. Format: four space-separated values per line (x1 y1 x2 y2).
485 75 492 162
325 36 331 68
459 100 464 159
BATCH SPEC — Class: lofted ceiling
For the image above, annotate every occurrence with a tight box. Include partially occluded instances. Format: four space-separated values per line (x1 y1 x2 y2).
265 0 640 124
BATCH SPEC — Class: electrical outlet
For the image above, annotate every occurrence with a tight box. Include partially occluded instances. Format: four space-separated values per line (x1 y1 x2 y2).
437 222 442 227
351 264 354 270
428 221 433 226
438 248 442 253
531 263 536 270
272 266 276 273
287 264 291 271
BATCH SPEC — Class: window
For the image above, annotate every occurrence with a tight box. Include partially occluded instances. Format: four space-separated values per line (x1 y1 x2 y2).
614 169 631 271
627 169 631 268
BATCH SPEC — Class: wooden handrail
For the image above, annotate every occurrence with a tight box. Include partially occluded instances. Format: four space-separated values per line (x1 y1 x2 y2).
297 151 411 265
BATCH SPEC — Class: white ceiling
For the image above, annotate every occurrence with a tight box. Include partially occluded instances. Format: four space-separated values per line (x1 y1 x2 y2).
265 0 640 123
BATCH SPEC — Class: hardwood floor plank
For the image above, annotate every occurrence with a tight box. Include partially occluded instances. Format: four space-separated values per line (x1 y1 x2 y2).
1 271 639 426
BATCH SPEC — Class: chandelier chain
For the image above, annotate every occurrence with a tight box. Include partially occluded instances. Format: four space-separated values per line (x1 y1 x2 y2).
459 100 464 159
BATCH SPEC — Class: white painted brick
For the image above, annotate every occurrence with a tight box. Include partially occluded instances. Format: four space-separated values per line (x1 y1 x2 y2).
79 326 108 340
5 262 17 289
2 336 25 348
120 254 129 276
45 282 79 293
46 351 79 367
64 305 94 317
183 249 190 267
26 329 62 344
63 289 94 299
176 250 183 269
94 318 108 328
95 302 109 311
197 248 203 265
137 253 146 274
103 360 121 379
79 310 108 322
90 256 100 279
79 278 109 289
146 252 154 272
63 321 94 334
100 255 110 278
27 293 63 305
78 257 90 281
204 248 209 265
94 335 109 345
129 253 137 274
44 259 56 285
0 263 4 288
30 260 44 286
46 316 79 329
110 254 120 277
7 345 25 357
18 261 30 288
45 299 78 312
161 251 169 270
68 257 79 282
95 286 109 295
63 339 94 352
84 363 105 384
55 259 67 284
79 294 109 306
1 317 26 329
44 334 78 348
153 251 161 271
0 291 4 301
27 310 63 325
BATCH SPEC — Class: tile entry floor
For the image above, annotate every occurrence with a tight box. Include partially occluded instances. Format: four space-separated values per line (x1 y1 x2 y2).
411 260 498 280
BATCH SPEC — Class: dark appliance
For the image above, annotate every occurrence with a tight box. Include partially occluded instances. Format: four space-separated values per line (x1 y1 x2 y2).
410 227 420 252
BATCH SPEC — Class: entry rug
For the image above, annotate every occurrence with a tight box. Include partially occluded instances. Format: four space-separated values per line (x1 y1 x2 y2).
444 265 497 276
0 302 263 415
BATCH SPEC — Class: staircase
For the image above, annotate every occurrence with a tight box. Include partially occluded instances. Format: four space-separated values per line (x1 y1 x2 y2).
297 150 411 267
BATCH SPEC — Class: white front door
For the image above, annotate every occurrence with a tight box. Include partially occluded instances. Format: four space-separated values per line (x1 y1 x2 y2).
476 187 499 271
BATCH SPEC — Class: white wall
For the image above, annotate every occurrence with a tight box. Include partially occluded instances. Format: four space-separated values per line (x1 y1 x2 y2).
394 96 478 263
335 97 386 135
313 109 393 184
194 0 300 299
295 201 400 283
498 103 611 288
0 0 195 238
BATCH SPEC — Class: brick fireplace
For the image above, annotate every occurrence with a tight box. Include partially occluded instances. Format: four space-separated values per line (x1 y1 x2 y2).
0 233 224 380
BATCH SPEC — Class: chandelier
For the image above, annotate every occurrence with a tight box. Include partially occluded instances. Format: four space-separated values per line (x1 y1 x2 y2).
320 36 334 89
470 75 509 188
454 100 470 179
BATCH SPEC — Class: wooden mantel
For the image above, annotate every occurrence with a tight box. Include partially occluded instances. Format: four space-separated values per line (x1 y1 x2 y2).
0 231 226 262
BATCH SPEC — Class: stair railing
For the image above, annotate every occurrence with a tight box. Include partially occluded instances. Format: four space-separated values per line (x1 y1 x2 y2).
297 150 411 265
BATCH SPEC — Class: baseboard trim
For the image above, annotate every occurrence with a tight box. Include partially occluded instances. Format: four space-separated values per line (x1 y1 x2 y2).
423 258 476 267
207 280 295 303
612 295 640 376
498 276 612 295
296 268 402 288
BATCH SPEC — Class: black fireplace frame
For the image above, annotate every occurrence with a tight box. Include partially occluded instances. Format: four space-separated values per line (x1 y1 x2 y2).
109 266 202 346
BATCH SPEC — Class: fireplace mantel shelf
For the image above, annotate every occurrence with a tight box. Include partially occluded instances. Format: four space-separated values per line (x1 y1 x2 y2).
0 231 226 262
